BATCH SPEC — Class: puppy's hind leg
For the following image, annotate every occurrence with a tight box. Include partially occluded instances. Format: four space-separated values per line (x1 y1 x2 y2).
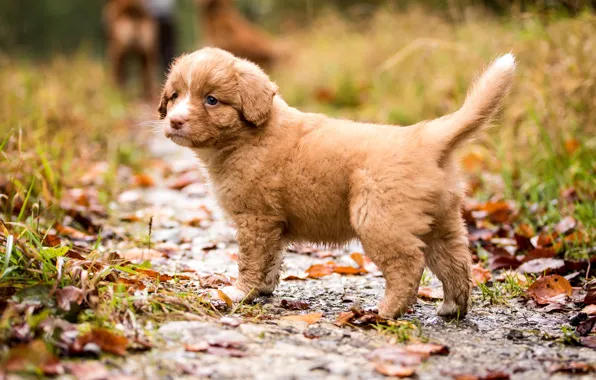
351 195 427 319
424 210 472 318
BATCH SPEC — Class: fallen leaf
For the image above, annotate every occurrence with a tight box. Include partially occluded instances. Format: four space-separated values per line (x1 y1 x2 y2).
282 273 309 280
477 201 514 224
350 252 365 267
521 248 556 263
168 171 202 190
333 266 366 275
133 173 155 188
135 268 190 282
518 258 565 274
472 264 491 286
205 346 247 357
305 263 335 278
549 362 594 374
576 317 596 336
199 274 234 288
417 286 444 300
581 304 596 315
366 346 424 366
350 252 378 272
374 362 416 377
405 343 449 356
43 234 61 247
489 253 521 271
184 342 209 352
216 290 233 307
4 340 64 375
280 299 310 310
564 138 580 154
584 289 596 305
527 275 572 305
55 286 84 312
280 312 323 325
74 328 128 356
120 248 164 262
55 224 95 242
514 233 534 252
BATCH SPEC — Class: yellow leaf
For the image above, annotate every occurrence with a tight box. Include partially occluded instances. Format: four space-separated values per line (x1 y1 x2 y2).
281 312 323 325
217 289 233 307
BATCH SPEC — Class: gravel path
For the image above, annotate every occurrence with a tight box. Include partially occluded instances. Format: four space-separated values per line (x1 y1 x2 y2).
104 130 595 380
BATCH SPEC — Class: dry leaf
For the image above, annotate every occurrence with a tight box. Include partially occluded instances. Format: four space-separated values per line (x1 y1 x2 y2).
417 286 444 300
184 342 209 352
280 299 310 310
199 274 234 288
405 343 449 356
168 171 202 190
67 361 109 380
527 275 572 305
305 263 335 278
282 273 309 281
280 313 323 325
472 264 491 286
554 216 576 235
55 286 84 311
581 304 596 315
549 362 594 374
5 340 64 375
216 290 233 307
564 138 580 154
518 258 565 274
374 362 416 377
74 328 128 356
133 173 155 188
521 248 556 263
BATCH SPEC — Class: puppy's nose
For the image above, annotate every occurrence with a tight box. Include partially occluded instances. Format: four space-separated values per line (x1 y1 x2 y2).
170 115 188 130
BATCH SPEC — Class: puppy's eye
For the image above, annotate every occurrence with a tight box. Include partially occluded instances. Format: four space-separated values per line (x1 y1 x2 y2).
171 92 178 101
205 95 218 106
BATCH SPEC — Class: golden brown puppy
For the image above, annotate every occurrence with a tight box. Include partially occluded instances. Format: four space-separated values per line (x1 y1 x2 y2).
157 48 515 318
103 0 158 98
195 0 280 70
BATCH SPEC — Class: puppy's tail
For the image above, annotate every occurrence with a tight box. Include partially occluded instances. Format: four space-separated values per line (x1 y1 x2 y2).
425 53 515 163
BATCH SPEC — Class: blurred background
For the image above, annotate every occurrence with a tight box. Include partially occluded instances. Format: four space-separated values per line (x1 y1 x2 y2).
1 0 594 234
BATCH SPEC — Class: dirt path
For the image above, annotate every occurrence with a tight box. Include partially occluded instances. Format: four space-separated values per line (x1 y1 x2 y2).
106 129 595 380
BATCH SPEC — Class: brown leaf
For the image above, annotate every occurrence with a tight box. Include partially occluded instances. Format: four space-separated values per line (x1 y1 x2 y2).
334 307 392 327
5 340 64 375
65 249 86 260
335 311 356 327
489 253 521 271
133 173 155 188
43 234 61 247
184 342 209 352
350 252 378 272
305 263 335 278
417 286 444 300
404 343 449 356
576 317 596 336
584 289 596 305
75 328 128 356
168 171 202 190
518 258 565 274
514 233 533 252
55 286 84 311
581 304 596 315
199 274 234 288
477 201 514 224
280 299 310 310
120 248 164 262
521 248 556 263
374 362 416 377
527 275 572 305
205 346 247 357
55 224 95 242
135 268 190 282
280 313 323 325
471 264 491 286
282 273 309 280
549 362 594 374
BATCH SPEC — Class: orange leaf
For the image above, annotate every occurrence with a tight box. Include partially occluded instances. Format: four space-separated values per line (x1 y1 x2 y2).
217 290 233 307
184 342 209 352
120 248 164 262
351 252 365 267
471 264 491 286
527 275 572 305
280 313 323 325
333 266 366 275
305 263 335 278
133 173 155 188
405 343 449 356
564 138 580 154
374 362 416 377
75 328 128 356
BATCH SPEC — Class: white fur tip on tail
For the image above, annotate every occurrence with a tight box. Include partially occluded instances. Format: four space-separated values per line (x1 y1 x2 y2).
493 53 516 71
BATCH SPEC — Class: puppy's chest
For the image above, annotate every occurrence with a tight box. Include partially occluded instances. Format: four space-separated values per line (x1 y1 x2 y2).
212 173 284 216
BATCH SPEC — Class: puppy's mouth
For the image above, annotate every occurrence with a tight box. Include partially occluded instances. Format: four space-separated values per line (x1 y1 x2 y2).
165 130 193 147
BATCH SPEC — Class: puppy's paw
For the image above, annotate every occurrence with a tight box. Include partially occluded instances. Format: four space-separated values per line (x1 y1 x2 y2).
437 301 467 319
377 300 408 320
210 286 249 303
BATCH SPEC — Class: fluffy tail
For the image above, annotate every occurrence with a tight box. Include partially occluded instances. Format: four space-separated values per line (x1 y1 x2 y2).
425 53 516 162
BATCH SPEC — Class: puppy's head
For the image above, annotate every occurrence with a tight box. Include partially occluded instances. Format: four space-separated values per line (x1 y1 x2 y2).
158 48 277 149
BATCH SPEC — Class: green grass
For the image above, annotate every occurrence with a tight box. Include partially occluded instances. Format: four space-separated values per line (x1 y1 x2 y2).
373 319 427 343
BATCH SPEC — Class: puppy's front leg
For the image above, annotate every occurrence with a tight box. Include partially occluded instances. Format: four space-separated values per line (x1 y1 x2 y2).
219 215 284 302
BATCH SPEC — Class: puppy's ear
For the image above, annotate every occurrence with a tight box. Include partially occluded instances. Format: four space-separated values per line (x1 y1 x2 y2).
158 88 168 120
234 60 278 127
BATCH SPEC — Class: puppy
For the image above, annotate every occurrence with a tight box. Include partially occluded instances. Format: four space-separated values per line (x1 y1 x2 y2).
195 0 280 70
157 48 515 318
103 0 158 98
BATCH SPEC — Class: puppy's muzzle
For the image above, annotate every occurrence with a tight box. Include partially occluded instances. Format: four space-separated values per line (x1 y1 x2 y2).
170 114 189 130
